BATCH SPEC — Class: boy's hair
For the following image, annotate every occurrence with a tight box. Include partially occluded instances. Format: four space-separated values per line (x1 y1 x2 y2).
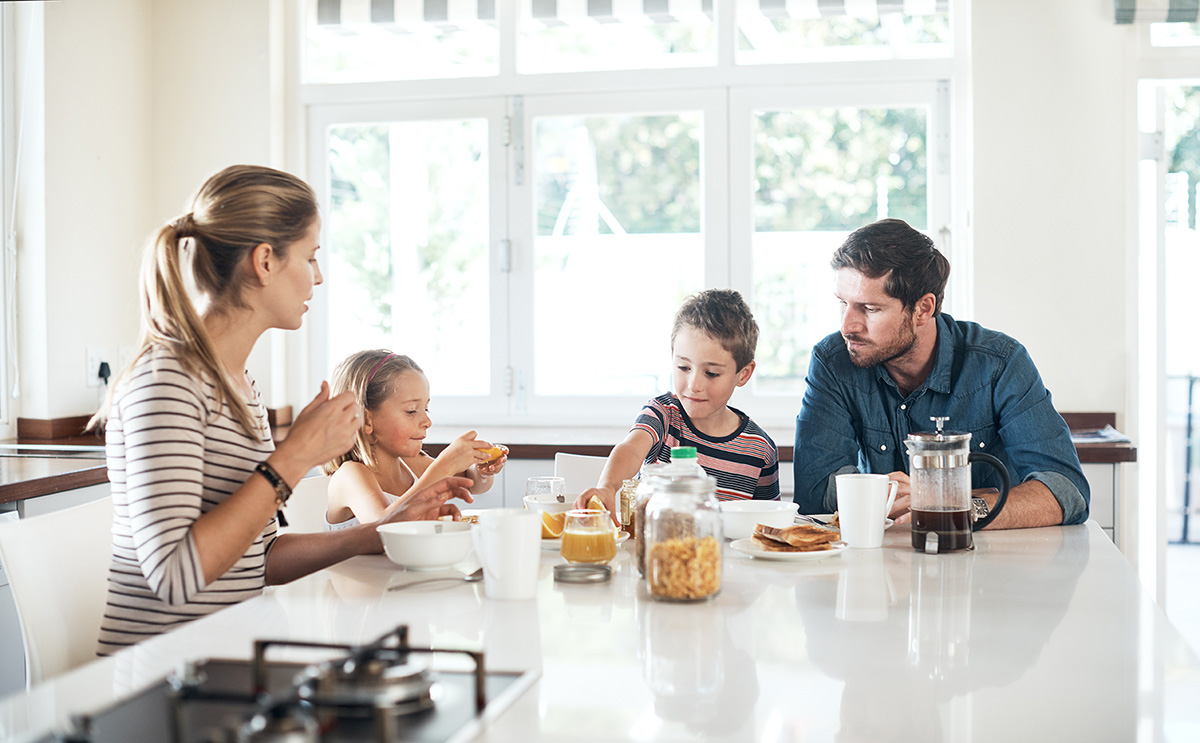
831 218 950 315
671 289 759 371
321 349 424 475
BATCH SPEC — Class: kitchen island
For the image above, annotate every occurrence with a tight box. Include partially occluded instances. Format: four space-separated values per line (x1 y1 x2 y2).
0 519 1197 741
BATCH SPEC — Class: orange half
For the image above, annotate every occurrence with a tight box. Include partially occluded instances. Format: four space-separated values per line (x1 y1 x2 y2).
541 511 566 539
479 445 504 463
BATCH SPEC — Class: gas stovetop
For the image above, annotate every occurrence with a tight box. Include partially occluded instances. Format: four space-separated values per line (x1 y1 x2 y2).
40 626 536 743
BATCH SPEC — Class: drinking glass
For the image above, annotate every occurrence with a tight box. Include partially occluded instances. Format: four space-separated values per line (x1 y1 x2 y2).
560 509 617 564
526 476 566 504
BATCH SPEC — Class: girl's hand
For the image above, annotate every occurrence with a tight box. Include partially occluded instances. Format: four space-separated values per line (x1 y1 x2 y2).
273 382 360 480
379 476 474 525
477 445 508 477
436 430 495 474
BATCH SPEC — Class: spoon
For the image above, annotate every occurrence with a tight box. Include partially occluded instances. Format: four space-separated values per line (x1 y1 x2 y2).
387 568 484 592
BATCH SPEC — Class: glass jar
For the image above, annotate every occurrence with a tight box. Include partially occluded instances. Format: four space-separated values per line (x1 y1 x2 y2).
644 475 723 602
634 465 666 578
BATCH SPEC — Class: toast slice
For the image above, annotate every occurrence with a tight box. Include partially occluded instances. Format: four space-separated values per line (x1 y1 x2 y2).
754 522 839 550
751 533 834 553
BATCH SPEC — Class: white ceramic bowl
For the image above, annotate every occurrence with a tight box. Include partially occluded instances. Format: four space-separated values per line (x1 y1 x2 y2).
719 500 800 541
377 521 474 570
522 493 574 516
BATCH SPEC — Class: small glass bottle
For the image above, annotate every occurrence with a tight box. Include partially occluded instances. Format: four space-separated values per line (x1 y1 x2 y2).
644 474 723 602
618 478 639 537
670 445 705 476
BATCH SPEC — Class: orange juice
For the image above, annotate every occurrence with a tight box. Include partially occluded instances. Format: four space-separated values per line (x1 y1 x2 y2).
561 527 617 564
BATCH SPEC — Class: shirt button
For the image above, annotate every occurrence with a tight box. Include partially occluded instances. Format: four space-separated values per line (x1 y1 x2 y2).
900 404 907 410
880 444 888 451
979 442 986 448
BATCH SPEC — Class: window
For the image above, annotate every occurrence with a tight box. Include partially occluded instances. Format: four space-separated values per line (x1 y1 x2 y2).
299 1 955 429
0 9 11 439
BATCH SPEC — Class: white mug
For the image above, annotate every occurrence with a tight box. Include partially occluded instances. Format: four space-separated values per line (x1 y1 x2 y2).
472 509 542 600
836 473 899 549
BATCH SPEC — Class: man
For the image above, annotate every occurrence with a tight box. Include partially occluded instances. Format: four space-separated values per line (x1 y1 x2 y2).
793 219 1088 528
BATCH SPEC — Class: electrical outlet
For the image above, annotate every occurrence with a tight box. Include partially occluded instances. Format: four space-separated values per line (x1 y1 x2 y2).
86 347 107 388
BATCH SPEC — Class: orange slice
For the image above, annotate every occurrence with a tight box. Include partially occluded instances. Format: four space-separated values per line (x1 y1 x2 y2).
541 511 566 539
587 495 608 513
479 445 504 463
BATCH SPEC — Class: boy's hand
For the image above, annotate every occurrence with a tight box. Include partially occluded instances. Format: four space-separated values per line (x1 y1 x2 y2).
575 486 618 524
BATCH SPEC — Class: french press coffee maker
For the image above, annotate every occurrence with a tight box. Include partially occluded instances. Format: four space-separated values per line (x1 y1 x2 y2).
905 417 1010 553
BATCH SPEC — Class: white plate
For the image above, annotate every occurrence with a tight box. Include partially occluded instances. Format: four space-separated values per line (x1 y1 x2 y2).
542 531 629 551
797 514 894 530
729 538 848 561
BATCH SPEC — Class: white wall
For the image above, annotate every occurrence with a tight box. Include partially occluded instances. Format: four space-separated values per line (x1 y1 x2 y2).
971 1 1131 423
14 0 277 421
15 0 1138 433
17 0 150 421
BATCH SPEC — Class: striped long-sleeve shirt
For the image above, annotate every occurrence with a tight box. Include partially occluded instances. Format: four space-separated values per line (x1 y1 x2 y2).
97 347 277 654
635 393 780 501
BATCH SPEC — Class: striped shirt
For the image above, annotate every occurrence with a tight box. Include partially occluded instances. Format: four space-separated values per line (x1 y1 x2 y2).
97 347 277 654
634 393 780 501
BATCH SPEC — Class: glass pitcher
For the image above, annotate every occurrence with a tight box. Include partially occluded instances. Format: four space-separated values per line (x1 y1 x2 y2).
905 417 1010 553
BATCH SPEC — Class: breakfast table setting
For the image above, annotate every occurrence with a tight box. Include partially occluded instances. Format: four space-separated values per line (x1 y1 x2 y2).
3 469 1200 742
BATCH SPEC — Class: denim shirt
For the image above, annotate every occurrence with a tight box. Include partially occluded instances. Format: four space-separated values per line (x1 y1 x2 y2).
793 314 1090 524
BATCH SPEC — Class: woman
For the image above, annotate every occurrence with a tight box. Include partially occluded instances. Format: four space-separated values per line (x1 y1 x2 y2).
90 165 472 654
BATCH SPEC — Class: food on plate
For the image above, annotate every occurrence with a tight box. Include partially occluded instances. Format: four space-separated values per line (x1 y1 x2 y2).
479 445 505 463
541 511 567 539
828 511 840 527
752 522 840 552
459 514 479 524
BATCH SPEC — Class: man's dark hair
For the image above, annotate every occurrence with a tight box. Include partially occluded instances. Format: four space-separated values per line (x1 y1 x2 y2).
671 289 759 371
831 218 950 314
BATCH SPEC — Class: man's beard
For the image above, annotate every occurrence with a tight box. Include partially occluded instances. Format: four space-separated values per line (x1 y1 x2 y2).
844 318 917 369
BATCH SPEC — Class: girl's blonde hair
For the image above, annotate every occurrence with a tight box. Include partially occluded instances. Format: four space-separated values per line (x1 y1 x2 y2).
89 165 319 435
321 350 424 475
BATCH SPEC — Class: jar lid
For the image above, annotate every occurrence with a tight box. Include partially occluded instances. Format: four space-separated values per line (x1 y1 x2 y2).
553 564 612 584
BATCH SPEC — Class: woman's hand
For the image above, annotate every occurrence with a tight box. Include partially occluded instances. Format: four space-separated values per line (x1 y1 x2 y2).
379 476 474 524
270 382 360 483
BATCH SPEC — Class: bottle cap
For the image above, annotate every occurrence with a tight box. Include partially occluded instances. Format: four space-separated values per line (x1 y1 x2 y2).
671 446 698 459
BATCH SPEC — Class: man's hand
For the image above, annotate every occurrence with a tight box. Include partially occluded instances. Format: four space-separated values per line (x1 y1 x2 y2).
886 471 914 523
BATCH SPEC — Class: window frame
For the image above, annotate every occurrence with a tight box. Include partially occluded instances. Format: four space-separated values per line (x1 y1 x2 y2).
306 96 512 421
291 2 959 431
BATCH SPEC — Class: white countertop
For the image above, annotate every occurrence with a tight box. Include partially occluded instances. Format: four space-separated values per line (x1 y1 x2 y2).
2 521 1199 742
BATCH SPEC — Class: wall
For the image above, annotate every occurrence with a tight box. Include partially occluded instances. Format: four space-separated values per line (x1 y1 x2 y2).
18 0 150 421
13 0 277 423
971 1 1131 423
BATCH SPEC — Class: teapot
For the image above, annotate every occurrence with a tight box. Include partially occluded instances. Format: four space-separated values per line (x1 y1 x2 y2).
904 417 1009 553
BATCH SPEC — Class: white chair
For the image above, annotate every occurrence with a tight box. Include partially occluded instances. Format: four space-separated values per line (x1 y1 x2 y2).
553 452 609 494
0 496 113 687
278 475 332 534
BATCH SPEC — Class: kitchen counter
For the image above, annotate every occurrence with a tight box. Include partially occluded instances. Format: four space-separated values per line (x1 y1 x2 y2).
1 520 1196 741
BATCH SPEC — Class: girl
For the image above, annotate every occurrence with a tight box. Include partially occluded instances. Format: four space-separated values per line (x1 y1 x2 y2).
322 350 508 528
90 165 472 654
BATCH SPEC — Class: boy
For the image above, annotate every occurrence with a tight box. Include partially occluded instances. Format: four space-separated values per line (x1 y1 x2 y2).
575 289 780 516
